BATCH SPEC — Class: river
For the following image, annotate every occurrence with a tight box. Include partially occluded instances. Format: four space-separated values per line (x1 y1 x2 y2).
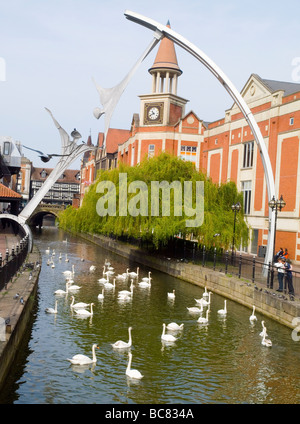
0 226 299 404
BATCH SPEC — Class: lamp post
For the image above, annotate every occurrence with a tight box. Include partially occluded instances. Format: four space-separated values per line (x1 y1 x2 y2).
231 202 241 264
268 195 286 263
268 195 286 288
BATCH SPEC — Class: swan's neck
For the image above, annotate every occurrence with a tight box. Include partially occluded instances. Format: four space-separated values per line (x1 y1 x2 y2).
126 354 132 372
90 304 93 313
92 345 97 362
162 324 166 336
128 328 132 343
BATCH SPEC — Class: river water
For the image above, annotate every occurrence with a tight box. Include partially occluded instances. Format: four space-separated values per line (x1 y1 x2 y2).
0 226 300 404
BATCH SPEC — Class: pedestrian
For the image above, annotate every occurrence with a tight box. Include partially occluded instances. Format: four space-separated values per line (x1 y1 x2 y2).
274 247 283 262
274 257 285 292
282 257 295 300
283 248 289 259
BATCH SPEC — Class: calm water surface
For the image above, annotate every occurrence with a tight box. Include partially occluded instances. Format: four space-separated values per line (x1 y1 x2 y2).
1 227 300 404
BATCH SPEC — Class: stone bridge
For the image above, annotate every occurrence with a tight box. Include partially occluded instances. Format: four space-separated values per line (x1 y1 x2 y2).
27 203 65 227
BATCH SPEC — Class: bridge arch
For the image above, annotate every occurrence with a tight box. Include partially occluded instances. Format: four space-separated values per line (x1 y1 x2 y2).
27 203 65 227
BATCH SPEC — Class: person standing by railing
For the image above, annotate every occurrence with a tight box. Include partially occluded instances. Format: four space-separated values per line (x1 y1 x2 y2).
275 257 285 292
282 257 295 301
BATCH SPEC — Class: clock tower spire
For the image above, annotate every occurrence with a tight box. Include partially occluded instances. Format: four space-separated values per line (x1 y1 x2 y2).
140 21 188 126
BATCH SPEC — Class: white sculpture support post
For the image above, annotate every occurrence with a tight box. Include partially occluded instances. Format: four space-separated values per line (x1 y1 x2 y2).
124 10 276 270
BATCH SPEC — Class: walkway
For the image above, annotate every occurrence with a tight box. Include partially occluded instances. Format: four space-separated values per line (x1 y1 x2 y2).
0 225 22 259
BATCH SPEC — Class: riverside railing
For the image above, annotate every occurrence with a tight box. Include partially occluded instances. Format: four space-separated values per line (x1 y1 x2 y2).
154 237 300 298
0 235 29 291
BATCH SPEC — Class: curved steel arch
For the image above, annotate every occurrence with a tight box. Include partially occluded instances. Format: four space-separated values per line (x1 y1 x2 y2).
125 10 276 267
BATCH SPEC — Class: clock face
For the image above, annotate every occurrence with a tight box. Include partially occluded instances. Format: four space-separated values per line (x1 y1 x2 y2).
144 103 164 125
148 107 159 120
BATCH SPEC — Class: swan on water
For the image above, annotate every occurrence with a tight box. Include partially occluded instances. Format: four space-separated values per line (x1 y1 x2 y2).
59 253 62 260
126 352 143 379
259 321 268 337
75 303 94 317
161 323 177 342
116 273 127 281
167 290 175 299
249 305 257 323
261 327 272 347
187 305 203 314
202 287 209 298
62 265 75 280
70 295 90 310
97 289 104 300
166 322 184 331
138 279 151 288
217 299 227 316
104 279 116 289
67 344 99 365
112 327 132 349
98 274 109 284
118 281 134 297
65 254 69 262
67 281 81 291
141 271 151 282
51 262 55 268
45 300 58 314
54 282 69 295
128 267 139 278
196 291 213 306
197 309 209 324
45 247 50 254
89 265 96 272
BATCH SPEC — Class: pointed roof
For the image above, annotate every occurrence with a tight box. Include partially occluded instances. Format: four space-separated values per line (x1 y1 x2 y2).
148 21 182 75
0 183 22 199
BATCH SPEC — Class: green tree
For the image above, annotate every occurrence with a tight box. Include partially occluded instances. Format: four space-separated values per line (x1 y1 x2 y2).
59 153 249 250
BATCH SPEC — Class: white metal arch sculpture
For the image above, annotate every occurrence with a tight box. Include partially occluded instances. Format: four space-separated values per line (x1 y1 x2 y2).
125 10 276 268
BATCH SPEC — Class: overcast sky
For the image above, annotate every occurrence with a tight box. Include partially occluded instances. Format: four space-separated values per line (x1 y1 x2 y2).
1 0 299 169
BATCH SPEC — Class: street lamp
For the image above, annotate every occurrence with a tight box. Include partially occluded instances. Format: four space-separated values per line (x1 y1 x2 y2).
231 202 241 263
268 194 286 265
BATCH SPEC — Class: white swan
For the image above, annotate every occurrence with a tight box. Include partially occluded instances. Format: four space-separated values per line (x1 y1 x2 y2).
112 327 132 349
196 291 213 306
197 308 209 324
45 247 50 254
70 295 90 310
259 321 268 337
126 352 143 379
59 253 62 260
62 265 75 280
104 278 116 289
249 305 257 323
67 281 81 291
98 273 109 284
166 322 184 331
89 265 96 272
128 267 139 278
67 344 99 365
45 300 58 314
118 281 134 297
97 289 104 300
54 282 69 295
121 269 129 278
187 305 203 314
141 271 151 282
116 273 127 282
51 262 55 268
161 323 177 342
218 299 227 316
65 254 69 262
52 249 56 256
75 303 94 317
261 327 272 347
168 290 175 299
202 287 209 298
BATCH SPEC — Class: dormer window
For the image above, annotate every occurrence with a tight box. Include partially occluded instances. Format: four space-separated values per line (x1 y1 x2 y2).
41 169 47 178
3 142 10 155
75 172 80 180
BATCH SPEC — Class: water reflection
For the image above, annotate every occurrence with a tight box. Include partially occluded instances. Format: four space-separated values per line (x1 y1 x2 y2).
1 226 300 404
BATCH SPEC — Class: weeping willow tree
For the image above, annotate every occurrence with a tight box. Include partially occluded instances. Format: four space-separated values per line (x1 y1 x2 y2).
59 153 249 249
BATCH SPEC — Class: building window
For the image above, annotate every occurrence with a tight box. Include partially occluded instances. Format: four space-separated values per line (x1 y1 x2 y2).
241 180 252 214
290 117 294 125
148 144 155 159
3 142 10 155
180 145 197 163
242 141 254 168
41 169 47 178
131 146 135 166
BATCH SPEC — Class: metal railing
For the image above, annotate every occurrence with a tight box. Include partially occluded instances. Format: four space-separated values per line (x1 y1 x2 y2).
0 235 29 291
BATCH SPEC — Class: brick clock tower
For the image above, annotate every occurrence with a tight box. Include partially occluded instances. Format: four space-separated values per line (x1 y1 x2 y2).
139 21 188 127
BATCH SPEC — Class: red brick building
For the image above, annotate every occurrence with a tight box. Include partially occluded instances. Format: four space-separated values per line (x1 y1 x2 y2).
115 26 300 262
